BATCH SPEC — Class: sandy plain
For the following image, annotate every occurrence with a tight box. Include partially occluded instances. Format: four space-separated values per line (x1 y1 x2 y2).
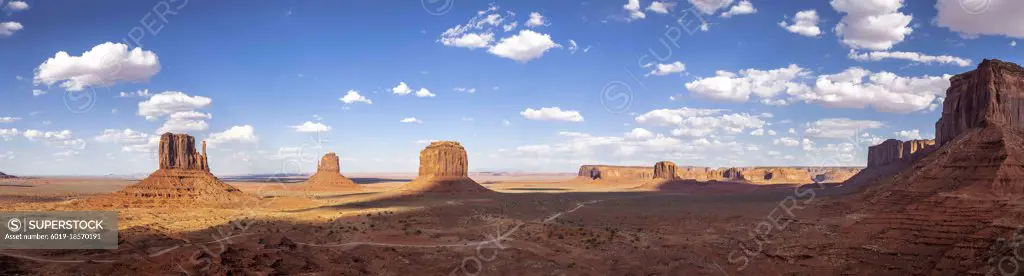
0 174 866 275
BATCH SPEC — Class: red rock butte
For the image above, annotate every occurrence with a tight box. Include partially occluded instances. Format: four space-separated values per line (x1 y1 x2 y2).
303 152 359 190
86 133 252 208
828 59 1024 273
398 141 491 194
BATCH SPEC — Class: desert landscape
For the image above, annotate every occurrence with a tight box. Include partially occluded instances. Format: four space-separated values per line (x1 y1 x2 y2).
0 59 1021 275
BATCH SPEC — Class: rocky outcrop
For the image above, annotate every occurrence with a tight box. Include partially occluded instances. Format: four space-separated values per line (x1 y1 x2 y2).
417 141 468 177
579 163 861 184
653 161 678 180
0 171 13 179
866 139 938 167
304 152 358 190
825 60 1024 274
936 59 1024 146
400 141 490 194
159 133 209 172
577 165 652 180
85 133 249 208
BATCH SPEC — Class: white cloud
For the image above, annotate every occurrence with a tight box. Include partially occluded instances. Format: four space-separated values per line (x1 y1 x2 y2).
290 121 331 133
118 89 151 98
137 91 212 120
646 1 675 14
935 0 1024 39
688 0 734 14
789 67 952 113
779 10 822 37
848 50 971 67
0 128 19 141
392 82 412 95
749 128 765 136
720 0 756 18
0 117 21 124
831 0 913 50
487 30 560 62
625 128 655 140
340 90 372 104
684 64 810 102
1013 41 1018 47
207 125 258 146
624 0 646 20
415 88 436 98
894 129 924 140
5 1 29 11
0 151 12 160
804 118 884 139
454 87 476 93
526 12 547 27
503 120 511 126
635 108 765 137
788 128 797 134
400 117 423 123
442 32 495 49
774 137 800 146
0 22 24 37
645 61 686 76
521 107 584 122
767 129 777 136
34 42 161 91
157 117 209 134
94 129 151 144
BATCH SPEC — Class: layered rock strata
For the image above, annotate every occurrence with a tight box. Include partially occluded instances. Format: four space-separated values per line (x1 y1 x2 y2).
304 152 359 190
399 141 490 194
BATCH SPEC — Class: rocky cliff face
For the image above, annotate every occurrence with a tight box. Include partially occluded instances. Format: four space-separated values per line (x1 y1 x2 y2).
579 163 860 184
306 152 358 189
867 139 937 167
822 60 1024 274
318 152 341 172
653 161 678 179
418 141 469 177
402 141 490 194
86 133 248 208
158 133 209 172
936 59 1024 145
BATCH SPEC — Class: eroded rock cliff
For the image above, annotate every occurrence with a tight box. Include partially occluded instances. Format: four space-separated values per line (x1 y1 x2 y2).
577 165 653 180
653 161 678 180
305 152 358 190
936 59 1024 146
401 141 490 194
84 133 249 208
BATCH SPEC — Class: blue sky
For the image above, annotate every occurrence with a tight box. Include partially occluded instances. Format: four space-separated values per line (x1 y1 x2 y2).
0 0 1022 176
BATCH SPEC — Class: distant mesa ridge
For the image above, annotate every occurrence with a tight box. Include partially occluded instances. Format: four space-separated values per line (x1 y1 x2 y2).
578 164 860 184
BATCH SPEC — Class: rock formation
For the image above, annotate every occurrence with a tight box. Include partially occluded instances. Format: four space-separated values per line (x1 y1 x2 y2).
86 133 250 208
577 165 652 180
579 163 861 184
399 141 491 194
0 171 13 179
303 152 359 190
159 133 209 172
828 59 1024 273
866 139 937 167
653 161 678 180
936 59 1024 146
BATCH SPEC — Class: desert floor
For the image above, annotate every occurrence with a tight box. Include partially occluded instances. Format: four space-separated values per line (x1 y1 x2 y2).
0 175 915 275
